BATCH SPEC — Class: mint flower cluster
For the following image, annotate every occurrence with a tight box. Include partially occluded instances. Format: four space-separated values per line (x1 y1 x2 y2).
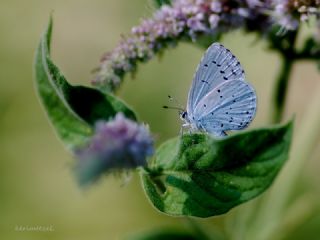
93 0 319 91
274 0 320 30
74 113 154 185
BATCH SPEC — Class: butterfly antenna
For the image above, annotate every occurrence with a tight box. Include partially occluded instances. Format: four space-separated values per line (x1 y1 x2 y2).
167 95 185 110
162 105 184 112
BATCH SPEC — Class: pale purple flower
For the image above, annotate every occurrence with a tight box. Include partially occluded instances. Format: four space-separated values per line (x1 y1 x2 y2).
210 1 222 13
209 14 220 28
93 0 319 91
237 8 250 17
279 15 299 30
246 0 263 8
74 113 154 185
272 0 320 31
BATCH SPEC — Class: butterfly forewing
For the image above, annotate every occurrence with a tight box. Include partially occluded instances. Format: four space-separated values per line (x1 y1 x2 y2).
187 43 245 114
193 80 256 133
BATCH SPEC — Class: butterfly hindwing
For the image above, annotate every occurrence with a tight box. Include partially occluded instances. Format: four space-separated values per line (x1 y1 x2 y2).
193 80 256 134
187 43 245 114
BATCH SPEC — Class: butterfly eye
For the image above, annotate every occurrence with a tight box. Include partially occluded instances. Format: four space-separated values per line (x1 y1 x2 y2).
182 112 187 119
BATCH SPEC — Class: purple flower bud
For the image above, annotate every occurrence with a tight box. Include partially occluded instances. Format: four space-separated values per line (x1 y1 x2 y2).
278 15 299 30
74 113 154 186
300 13 308 21
275 3 287 14
209 14 220 28
210 1 222 13
237 8 250 18
246 0 263 8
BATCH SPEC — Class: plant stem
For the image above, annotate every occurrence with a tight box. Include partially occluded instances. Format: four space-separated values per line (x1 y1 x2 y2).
273 41 320 124
247 82 320 240
226 26 320 239
269 28 298 123
272 56 294 123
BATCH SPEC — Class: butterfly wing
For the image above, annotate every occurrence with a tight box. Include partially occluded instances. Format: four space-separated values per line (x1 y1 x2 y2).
193 80 257 135
187 43 245 116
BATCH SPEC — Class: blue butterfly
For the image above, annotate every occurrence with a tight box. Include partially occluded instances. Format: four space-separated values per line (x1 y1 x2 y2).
180 43 257 137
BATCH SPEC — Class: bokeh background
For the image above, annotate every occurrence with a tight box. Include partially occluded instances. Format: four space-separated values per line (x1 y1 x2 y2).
1 0 320 239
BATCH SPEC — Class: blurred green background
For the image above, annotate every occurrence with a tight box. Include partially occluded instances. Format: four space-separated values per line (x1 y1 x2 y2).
1 0 320 239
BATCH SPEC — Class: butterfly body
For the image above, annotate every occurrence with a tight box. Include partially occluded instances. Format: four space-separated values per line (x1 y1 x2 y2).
182 43 257 137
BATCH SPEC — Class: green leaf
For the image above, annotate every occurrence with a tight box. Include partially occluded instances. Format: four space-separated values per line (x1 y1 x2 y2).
153 0 172 8
141 121 293 218
65 85 136 125
34 17 136 149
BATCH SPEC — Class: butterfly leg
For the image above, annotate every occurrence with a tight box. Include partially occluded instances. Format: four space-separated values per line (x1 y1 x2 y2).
180 124 187 136
180 123 191 136
221 131 227 137
212 130 227 138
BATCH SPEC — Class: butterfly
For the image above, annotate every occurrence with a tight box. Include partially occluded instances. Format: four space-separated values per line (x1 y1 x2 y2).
180 42 257 137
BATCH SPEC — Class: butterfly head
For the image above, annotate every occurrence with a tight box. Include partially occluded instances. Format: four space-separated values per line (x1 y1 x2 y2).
179 111 188 121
